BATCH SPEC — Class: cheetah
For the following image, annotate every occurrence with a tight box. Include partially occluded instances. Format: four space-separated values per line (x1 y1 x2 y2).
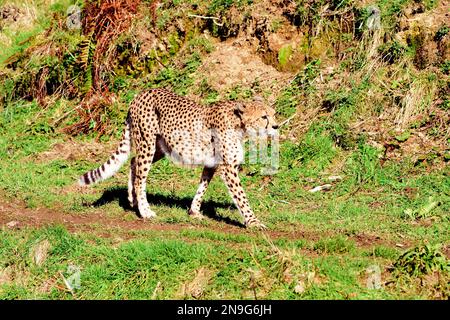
78 88 278 229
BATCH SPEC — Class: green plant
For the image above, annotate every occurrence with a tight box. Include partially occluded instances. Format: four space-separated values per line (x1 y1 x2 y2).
402 196 440 220
378 41 405 64
394 130 411 142
208 0 252 14
152 52 202 95
393 244 449 277
293 0 351 29
275 59 321 118
376 0 410 33
422 0 439 10
440 60 450 75
313 236 356 254
278 45 293 67
434 26 449 42
78 35 96 94
283 124 337 176
346 141 380 184
270 19 283 32
188 36 215 54
369 246 399 259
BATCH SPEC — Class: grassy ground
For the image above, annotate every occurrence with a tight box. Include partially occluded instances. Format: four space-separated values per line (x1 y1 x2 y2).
0 101 448 299
0 0 449 300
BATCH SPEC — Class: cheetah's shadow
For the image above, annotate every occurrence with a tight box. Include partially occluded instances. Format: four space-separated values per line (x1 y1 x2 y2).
89 187 244 228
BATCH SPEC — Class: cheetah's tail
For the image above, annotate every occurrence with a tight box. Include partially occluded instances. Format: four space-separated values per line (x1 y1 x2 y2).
78 120 131 186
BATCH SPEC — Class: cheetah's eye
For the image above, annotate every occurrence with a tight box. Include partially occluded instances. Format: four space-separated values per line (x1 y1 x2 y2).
261 115 268 120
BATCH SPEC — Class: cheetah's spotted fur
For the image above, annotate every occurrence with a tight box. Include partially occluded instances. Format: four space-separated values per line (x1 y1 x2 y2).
79 88 278 229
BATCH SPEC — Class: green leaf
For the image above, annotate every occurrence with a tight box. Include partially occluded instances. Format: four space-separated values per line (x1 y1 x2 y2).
395 130 411 142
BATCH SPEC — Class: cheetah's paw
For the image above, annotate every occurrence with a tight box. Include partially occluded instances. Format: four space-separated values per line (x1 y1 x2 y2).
139 207 156 219
188 209 205 220
245 219 267 231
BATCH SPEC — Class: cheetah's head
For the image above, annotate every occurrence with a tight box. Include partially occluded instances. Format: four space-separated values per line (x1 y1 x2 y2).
234 98 278 137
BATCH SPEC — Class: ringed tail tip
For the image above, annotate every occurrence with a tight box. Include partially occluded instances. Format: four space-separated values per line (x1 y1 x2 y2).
78 173 89 186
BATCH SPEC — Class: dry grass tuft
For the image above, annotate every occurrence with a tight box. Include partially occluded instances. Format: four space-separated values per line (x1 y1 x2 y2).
177 267 214 299
395 76 437 130
30 239 51 266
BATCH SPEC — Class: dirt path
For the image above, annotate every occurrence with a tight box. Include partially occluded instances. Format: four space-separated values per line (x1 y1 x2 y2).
0 197 317 239
0 194 398 251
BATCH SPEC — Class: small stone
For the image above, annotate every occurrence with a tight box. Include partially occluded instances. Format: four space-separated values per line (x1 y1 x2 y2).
309 184 332 193
294 281 306 294
6 220 19 229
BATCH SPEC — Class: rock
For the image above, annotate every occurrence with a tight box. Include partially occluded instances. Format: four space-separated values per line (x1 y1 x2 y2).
294 280 306 294
328 176 343 182
309 184 332 193
6 220 19 229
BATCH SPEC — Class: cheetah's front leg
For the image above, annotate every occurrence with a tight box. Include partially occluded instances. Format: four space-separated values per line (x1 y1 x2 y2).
219 164 267 230
189 167 216 219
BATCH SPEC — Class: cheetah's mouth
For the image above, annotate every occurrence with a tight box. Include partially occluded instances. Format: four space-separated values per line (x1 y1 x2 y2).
266 128 278 138
256 127 278 138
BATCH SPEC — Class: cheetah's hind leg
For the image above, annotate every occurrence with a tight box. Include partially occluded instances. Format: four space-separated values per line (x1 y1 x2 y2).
128 145 165 210
127 157 138 208
189 167 216 219
133 136 157 219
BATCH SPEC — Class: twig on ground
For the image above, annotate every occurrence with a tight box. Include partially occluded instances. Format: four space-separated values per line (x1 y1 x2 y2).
187 14 224 26
151 281 161 299
279 113 297 128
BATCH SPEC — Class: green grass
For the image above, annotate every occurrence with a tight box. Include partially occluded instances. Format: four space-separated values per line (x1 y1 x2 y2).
0 98 448 299
0 0 78 65
0 225 420 299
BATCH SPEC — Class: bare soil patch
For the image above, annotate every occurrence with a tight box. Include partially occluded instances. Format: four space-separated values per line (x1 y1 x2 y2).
1 192 402 250
195 40 291 102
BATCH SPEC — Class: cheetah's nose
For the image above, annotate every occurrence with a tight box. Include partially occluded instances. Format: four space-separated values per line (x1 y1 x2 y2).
272 124 279 130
